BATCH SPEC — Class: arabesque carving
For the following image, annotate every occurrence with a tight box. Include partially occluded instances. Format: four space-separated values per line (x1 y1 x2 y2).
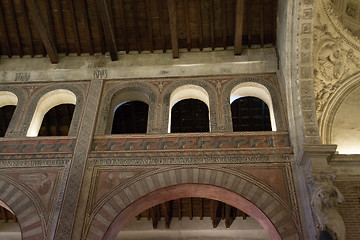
313 3 360 120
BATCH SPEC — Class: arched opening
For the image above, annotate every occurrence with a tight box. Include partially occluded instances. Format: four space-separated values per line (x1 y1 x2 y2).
0 200 21 240
230 83 277 131
331 85 360 154
101 184 281 240
38 104 75 136
111 101 149 134
117 197 268 240
169 85 210 133
0 91 18 137
27 89 76 137
0 105 16 137
170 99 210 133
231 96 271 131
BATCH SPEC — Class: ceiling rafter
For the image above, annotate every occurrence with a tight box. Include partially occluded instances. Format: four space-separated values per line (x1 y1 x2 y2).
167 0 179 58
73 0 94 54
0 3 12 57
53 0 69 55
27 0 58 63
145 0 154 53
234 0 245 55
96 0 118 60
20 0 34 57
9 0 23 56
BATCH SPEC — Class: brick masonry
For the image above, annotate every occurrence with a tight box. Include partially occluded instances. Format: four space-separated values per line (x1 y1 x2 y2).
334 181 360 240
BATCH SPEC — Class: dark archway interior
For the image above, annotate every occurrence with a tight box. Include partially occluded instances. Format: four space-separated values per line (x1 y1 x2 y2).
38 104 75 136
0 105 16 137
111 101 149 134
171 99 209 133
231 96 271 131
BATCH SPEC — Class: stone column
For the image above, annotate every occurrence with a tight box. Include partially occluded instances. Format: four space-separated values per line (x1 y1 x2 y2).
53 79 103 240
297 144 345 240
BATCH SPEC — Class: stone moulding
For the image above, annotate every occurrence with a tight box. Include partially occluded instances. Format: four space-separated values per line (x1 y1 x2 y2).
91 132 291 152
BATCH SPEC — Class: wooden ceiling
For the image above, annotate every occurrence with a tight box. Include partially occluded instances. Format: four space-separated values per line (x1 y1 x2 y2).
136 197 248 229
0 0 277 63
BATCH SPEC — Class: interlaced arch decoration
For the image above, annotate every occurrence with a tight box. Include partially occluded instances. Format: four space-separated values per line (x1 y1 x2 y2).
84 167 301 240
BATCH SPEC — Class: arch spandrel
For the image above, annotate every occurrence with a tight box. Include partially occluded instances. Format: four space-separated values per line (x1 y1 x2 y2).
0 174 47 240
84 167 302 240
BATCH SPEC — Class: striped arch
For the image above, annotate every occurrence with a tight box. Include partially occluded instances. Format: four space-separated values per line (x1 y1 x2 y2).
0 177 45 240
85 167 300 240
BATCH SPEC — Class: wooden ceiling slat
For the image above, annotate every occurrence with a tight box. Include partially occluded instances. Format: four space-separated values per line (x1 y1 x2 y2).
73 0 94 54
260 0 264 47
19 0 34 56
211 200 221 228
27 0 58 63
145 0 154 52
225 204 233 228
131 1 141 53
167 0 179 58
184 0 191 51
87 0 104 53
177 198 182 220
150 207 158 229
118 0 129 53
69 0 81 55
96 0 118 60
221 0 227 49
234 0 245 55
197 0 203 51
157 0 166 53
9 0 23 56
161 202 171 228
43 0 56 47
209 0 215 50
0 3 12 57
246 0 252 47
53 0 69 55
189 197 193 220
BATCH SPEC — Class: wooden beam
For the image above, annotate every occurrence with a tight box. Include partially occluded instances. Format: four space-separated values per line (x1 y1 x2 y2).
96 0 118 60
9 0 23 57
221 0 227 49
27 0 58 63
54 0 68 55
197 0 203 51
70 0 81 55
209 0 215 50
131 1 141 53
0 3 12 57
150 207 158 229
234 0 245 55
200 198 203 220
260 0 264 47
20 0 34 56
177 198 182 220
157 0 166 53
145 0 154 52
167 0 179 58
184 0 191 51
161 202 172 228
189 197 193 220
73 0 94 54
246 0 252 47
211 200 221 228
225 204 234 228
